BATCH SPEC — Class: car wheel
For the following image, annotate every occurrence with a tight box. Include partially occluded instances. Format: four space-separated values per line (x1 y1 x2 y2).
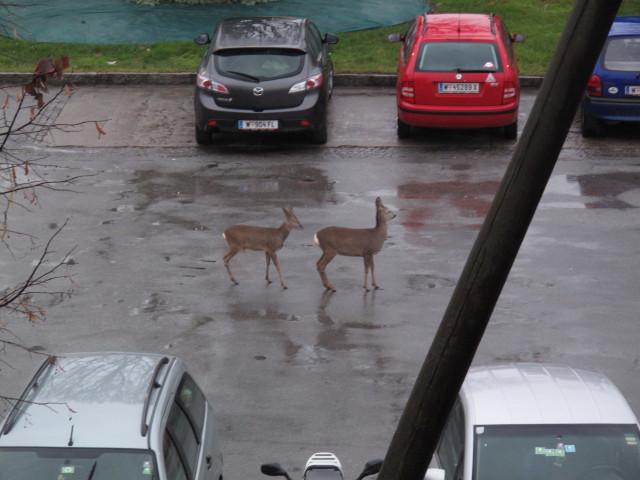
581 106 599 138
503 120 518 140
310 120 328 144
397 118 412 139
195 125 212 145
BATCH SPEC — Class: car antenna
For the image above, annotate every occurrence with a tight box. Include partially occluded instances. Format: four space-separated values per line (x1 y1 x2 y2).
68 424 74 446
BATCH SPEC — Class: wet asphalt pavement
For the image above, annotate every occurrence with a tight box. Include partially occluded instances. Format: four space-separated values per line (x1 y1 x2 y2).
2 85 640 479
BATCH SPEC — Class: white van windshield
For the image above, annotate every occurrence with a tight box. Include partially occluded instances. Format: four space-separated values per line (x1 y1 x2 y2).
0 448 157 480
473 424 640 480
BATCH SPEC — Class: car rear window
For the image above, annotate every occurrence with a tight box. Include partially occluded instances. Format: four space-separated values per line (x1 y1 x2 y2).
215 48 304 81
416 42 501 73
603 36 640 71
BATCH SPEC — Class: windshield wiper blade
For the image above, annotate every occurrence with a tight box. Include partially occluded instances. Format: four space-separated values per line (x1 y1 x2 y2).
456 68 497 73
86 461 97 480
227 70 260 82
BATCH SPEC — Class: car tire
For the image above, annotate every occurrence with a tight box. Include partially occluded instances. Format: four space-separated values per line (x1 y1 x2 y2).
581 106 599 138
503 120 518 140
310 120 328 144
195 125 212 145
397 118 412 139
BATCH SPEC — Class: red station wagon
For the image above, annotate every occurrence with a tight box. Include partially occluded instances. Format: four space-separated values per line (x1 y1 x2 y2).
389 13 524 139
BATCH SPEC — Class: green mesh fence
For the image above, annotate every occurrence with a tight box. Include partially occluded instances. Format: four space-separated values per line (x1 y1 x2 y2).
8 0 428 44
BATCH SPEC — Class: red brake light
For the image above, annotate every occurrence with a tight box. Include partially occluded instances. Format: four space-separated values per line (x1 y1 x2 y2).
586 75 602 97
503 82 516 103
197 73 229 94
401 81 415 103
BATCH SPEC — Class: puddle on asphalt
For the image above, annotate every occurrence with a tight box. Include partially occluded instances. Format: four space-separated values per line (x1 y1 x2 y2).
131 164 330 213
396 171 640 246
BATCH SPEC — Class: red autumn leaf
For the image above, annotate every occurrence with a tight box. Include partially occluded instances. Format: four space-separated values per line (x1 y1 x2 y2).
95 122 107 136
23 81 37 97
53 56 70 79
33 58 55 78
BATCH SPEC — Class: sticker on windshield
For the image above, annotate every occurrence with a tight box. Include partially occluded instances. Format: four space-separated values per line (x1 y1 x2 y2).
60 466 75 474
535 447 566 457
142 460 153 475
483 62 495 69
625 434 638 445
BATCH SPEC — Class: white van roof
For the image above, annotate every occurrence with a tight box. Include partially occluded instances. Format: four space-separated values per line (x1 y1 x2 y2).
0 352 179 449
461 363 639 426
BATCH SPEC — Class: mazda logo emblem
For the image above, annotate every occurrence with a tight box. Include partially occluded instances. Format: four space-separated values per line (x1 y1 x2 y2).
253 87 264 96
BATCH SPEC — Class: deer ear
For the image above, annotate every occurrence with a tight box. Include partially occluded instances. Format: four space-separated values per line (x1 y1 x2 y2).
375 197 382 206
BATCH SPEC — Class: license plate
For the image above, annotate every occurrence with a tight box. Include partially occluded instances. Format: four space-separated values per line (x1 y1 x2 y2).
438 82 480 94
238 120 278 130
625 85 640 96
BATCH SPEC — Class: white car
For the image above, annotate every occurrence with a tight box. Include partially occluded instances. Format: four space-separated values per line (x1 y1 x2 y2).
427 363 640 480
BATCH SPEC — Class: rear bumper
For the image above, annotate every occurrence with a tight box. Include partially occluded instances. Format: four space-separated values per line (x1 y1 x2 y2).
398 101 519 129
194 88 327 133
583 95 640 123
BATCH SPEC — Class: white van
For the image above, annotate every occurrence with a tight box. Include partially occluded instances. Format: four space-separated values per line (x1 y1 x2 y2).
0 352 224 480
427 363 640 480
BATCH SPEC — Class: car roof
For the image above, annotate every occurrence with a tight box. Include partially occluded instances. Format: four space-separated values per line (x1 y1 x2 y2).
419 13 499 42
461 363 639 426
0 352 180 449
609 16 640 37
212 16 308 52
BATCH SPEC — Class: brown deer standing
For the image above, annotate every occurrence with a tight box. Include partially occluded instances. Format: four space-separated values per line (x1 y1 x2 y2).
314 197 396 292
222 206 303 289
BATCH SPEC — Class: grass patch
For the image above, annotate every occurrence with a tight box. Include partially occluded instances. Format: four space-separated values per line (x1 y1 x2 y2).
1 0 638 76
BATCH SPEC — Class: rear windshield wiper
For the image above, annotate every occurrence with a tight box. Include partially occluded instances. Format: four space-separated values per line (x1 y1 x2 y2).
226 70 260 82
456 68 497 73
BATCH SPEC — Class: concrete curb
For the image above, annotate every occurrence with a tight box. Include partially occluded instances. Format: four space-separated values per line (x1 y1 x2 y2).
0 72 544 88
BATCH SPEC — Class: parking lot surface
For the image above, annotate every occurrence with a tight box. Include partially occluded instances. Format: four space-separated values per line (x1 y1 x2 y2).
2 84 639 479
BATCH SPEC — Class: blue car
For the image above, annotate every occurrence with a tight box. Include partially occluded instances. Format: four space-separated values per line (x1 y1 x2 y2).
581 16 640 137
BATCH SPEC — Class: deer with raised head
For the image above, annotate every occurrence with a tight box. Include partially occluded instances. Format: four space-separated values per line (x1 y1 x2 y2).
314 197 396 292
222 206 303 289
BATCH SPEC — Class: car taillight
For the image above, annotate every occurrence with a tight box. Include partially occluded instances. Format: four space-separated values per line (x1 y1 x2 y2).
289 73 323 93
197 72 229 94
586 75 602 97
503 82 516 103
401 81 415 103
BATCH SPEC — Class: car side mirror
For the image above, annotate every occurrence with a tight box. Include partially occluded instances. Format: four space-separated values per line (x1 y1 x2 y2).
512 33 525 44
355 459 383 480
424 468 446 480
261 463 292 480
194 33 211 45
387 32 404 43
324 33 339 45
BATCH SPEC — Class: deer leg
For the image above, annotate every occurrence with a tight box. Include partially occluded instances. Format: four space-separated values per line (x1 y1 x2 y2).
363 255 372 291
269 252 287 289
316 253 336 291
264 252 273 284
369 256 380 290
223 247 240 285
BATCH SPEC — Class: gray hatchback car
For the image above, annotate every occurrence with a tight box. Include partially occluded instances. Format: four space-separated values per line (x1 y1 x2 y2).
193 17 338 145
0 352 223 480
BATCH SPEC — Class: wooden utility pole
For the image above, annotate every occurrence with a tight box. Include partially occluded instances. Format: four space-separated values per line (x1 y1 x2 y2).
378 2 623 480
